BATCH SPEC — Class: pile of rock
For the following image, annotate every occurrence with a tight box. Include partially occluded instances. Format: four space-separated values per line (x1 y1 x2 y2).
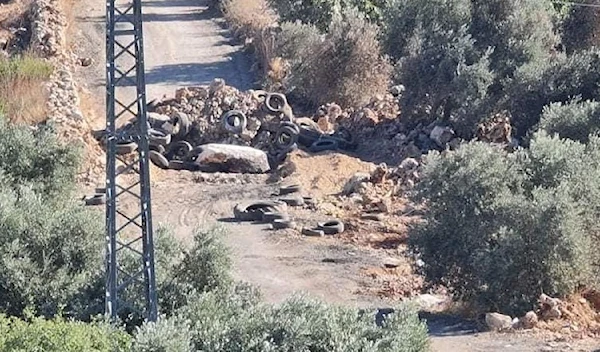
341 157 423 214
485 293 600 334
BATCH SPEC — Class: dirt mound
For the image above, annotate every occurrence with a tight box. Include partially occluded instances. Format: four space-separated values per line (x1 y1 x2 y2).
286 149 374 196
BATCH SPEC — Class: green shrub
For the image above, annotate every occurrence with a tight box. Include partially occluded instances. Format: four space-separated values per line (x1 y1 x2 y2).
503 49 600 138
156 225 233 316
132 316 193 352
538 99 600 143
276 8 392 108
561 0 600 53
0 314 131 352
0 118 80 197
270 0 387 32
178 287 428 352
0 174 105 319
409 133 600 314
395 25 494 135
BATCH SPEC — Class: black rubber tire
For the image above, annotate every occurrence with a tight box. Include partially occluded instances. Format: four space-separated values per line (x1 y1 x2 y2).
279 184 301 195
149 144 166 154
303 196 316 205
297 126 323 148
148 128 171 146
274 125 299 151
85 194 106 206
173 112 191 139
115 141 137 155
279 196 304 207
147 98 159 112
166 141 193 161
262 211 290 222
309 138 338 153
272 219 295 229
222 110 247 135
265 93 287 113
233 201 288 221
301 228 324 237
167 160 186 170
149 150 169 169
280 121 300 135
317 219 345 235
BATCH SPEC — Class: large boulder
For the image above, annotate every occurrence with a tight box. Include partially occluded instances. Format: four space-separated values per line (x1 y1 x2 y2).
189 143 270 173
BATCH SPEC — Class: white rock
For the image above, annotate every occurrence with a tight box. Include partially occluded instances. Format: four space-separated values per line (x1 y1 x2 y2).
190 144 270 174
342 173 371 195
485 312 513 331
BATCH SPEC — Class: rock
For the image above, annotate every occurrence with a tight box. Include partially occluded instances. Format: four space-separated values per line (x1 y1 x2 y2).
390 85 405 96
485 312 513 331
519 311 538 329
430 126 455 147
190 144 270 174
342 173 371 195
414 294 447 310
399 157 419 172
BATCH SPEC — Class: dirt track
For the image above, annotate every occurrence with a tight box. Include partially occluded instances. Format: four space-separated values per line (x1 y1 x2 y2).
67 0 600 350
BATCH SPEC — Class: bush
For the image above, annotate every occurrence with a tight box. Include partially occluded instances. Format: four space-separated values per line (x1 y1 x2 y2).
178 287 428 352
270 0 387 32
394 25 494 135
0 314 131 352
156 225 233 315
132 316 193 352
561 0 600 53
409 134 600 314
0 118 80 197
0 121 103 319
276 8 392 108
503 48 600 138
538 99 600 143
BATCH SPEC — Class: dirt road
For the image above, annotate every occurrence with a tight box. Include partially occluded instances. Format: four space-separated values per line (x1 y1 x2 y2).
67 0 600 350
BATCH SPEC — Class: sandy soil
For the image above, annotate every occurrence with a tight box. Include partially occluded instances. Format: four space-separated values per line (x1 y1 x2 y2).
65 0 600 350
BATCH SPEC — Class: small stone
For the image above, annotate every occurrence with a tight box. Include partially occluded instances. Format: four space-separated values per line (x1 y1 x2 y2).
519 311 538 329
383 258 401 268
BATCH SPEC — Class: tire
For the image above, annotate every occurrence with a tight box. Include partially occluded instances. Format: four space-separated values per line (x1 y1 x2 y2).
149 144 166 154
85 194 106 206
115 141 137 155
166 140 193 161
265 93 287 113
271 219 295 229
173 112 191 139
279 184 301 195
309 138 338 153
147 98 159 112
317 219 345 235
262 211 290 222
149 150 169 169
280 121 300 135
168 160 186 170
233 201 288 221
95 187 106 194
149 128 171 146
297 126 323 148
301 228 324 237
222 110 247 135
303 196 315 205
274 125 299 151
279 196 304 207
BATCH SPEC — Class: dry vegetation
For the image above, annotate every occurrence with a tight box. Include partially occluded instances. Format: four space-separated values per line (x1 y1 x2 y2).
0 0 53 125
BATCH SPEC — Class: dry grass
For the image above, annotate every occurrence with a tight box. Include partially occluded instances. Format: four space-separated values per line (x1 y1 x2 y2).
0 54 53 125
221 0 277 34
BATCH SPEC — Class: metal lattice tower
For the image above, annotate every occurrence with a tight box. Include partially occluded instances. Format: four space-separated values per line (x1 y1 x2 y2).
105 0 157 322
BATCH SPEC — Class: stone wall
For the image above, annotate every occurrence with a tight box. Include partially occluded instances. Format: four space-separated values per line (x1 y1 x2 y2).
30 0 104 184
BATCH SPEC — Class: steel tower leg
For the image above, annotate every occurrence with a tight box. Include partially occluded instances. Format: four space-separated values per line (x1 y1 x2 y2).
105 0 157 322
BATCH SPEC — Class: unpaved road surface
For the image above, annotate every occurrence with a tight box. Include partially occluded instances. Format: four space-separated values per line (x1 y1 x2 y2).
67 0 600 350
